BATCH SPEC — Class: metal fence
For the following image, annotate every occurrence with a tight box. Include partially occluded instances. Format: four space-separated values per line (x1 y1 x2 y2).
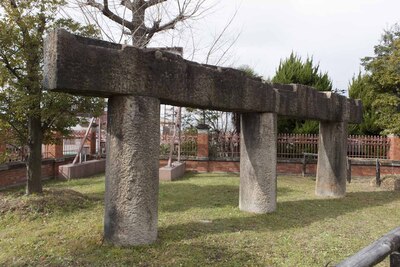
278 134 318 159
206 133 390 160
63 138 81 156
347 135 389 159
41 138 93 158
160 134 198 159
0 145 27 163
209 131 240 160
1 133 391 163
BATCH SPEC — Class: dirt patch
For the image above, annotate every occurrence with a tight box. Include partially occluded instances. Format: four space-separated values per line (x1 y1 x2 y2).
369 175 400 191
380 175 400 191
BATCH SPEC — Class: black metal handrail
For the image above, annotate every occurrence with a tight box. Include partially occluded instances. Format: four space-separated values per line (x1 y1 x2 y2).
335 227 400 267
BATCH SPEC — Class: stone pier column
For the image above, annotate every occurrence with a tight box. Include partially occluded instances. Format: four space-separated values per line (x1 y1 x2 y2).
104 95 160 246
316 121 348 197
239 112 277 213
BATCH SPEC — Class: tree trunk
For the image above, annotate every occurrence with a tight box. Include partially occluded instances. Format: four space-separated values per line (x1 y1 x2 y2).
131 5 147 47
26 115 43 194
167 107 176 167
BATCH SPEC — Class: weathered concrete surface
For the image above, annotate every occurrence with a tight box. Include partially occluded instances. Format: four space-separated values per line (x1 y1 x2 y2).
240 113 277 213
159 161 186 181
58 159 105 179
104 95 160 246
316 121 348 197
273 84 357 123
43 29 362 123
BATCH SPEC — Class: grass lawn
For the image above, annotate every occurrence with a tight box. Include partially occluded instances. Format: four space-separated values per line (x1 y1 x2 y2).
1 173 400 266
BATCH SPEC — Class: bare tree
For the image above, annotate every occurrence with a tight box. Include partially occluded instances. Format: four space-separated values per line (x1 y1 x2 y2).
65 0 240 66
73 0 210 47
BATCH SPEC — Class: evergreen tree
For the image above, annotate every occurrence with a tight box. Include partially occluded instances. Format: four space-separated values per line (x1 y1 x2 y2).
272 53 332 133
348 73 382 135
273 53 332 91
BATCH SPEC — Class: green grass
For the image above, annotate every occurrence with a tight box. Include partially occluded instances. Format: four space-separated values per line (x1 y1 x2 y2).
1 173 399 266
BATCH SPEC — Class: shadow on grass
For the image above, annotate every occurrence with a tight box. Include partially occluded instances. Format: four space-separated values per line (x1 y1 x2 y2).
160 190 400 242
0 237 262 267
160 183 238 212
159 183 296 213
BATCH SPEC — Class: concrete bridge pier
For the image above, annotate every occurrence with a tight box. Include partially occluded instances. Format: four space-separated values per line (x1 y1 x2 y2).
239 112 277 213
104 95 160 246
316 121 348 197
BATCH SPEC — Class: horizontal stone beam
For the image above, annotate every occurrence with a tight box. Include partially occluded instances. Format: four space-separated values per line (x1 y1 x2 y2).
43 29 362 123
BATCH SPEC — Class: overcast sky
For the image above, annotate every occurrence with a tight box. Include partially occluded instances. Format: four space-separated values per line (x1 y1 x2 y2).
176 0 400 93
70 0 400 94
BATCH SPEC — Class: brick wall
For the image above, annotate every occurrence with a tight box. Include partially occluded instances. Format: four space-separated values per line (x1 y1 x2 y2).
2 157 395 189
160 158 400 178
0 143 5 153
3 157 400 190
0 157 74 189
161 160 313 175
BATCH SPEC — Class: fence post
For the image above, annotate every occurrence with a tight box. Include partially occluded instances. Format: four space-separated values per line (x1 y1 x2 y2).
388 135 400 160
302 154 307 177
376 159 381 187
90 129 96 155
196 126 209 172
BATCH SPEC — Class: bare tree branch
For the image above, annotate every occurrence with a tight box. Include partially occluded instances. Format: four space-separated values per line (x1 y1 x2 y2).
145 0 167 9
74 3 117 42
142 0 209 45
206 9 237 64
146 14 184 40
86 0 134 30
120 0 134 11
215 32 240 66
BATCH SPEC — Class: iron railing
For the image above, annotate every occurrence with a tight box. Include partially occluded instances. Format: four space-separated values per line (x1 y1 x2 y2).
278 134 318 159
336 227 400 267
62 138 80 156
160 134 198 159
207 133 390 160
1 133 392 162
209 131 240 160
348 135 389 159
